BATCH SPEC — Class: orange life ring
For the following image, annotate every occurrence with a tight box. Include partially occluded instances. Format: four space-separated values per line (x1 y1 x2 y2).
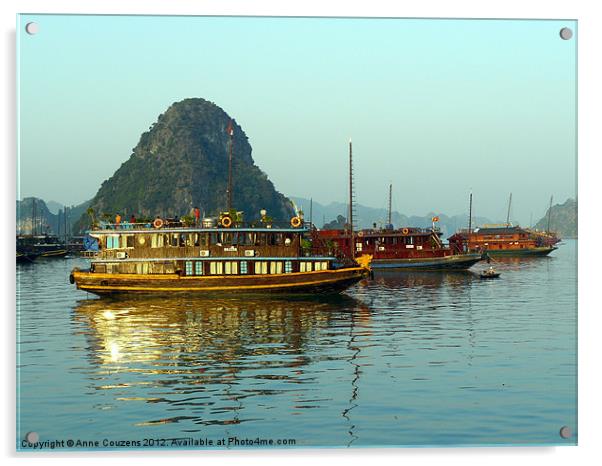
153 218 164 229
402 228 409 235
221 215 233 228
290 216 302 228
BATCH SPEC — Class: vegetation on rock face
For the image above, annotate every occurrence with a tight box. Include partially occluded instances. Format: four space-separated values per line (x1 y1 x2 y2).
75 98 295 232
534 198 577 238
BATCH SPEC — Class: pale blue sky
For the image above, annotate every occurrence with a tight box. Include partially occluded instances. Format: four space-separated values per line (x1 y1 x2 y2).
17 15 576 224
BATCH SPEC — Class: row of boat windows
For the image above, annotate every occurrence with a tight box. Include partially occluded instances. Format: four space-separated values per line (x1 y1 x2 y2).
476 234 528 240
98 260 329 275
335 236 417 246
185 260 328 275
102 232 298 249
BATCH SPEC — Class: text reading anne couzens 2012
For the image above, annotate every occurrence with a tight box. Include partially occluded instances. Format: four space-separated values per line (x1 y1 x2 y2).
20 436 297 449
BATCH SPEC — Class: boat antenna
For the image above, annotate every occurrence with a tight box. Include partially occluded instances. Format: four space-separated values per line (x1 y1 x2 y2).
310 197 313 227
468 190 473 233
348 139 355 259
547 195 553 232
388 183 392 227
226 120 234 213
506 192 512 227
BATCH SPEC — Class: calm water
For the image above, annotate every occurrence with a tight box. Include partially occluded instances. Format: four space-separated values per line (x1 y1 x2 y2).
16 241 577 450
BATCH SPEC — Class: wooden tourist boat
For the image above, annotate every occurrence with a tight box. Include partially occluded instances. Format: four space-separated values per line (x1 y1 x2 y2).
318 225 483 271
17 234 68 258
448 225 557 257
70 217 371 296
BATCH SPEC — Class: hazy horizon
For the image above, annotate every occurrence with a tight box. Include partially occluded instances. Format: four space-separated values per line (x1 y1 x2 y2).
18 15 576 226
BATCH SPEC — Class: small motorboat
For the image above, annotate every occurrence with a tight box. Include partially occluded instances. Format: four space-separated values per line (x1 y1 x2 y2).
480 267 501 279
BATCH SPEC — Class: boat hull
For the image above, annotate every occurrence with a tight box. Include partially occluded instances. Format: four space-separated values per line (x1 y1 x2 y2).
16 252 39 263
71 266 369 296
483 247 557 257
39 249 68 258
370 253 482 271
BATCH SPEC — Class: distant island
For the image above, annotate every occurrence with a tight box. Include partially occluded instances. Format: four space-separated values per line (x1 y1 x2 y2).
16 197 90 236
290 196 494 237
533 198 577 238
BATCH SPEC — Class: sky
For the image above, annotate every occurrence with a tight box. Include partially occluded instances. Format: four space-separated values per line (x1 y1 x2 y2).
17 15 576 225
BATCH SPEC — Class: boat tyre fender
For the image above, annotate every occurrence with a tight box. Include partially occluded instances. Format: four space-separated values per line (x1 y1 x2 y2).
153 218 164 229
69 272 75 284
402 228 409 235
221 216 233 228
290 216 302 228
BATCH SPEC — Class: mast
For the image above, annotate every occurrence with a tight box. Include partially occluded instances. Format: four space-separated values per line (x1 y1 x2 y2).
309 198 313 226
468 191 473 233
547 195 553 232
226 120 234 213
348 139 355 259
388 183 392 227
506 192 512 227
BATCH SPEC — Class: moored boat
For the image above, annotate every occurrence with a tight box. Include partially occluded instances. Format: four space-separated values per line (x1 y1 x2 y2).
479 267 501 279
448 225 557 257
70 217 371 296
17 234 68 259
318 225 482 271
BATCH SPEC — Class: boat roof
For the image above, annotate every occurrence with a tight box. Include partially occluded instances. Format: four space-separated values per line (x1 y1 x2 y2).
473 226 525 235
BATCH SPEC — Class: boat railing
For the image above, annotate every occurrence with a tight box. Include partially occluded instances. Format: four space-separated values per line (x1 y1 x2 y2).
356 226 440 236
90 220 312 231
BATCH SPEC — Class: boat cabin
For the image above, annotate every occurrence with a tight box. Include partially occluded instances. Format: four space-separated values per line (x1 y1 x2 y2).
448 225 539 252
87 224 335 276
318 227 454 260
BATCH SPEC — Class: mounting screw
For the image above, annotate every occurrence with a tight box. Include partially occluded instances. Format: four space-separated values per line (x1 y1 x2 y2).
25 431 39 443
559 426 572 439
25 22 39 35
559 27 573 40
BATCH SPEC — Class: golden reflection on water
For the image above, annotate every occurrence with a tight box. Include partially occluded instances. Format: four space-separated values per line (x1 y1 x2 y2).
72 295 373 429
73 295 371 370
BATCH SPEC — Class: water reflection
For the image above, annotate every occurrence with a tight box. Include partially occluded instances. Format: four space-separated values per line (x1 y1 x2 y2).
372 270 475 289
71 295 372 431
